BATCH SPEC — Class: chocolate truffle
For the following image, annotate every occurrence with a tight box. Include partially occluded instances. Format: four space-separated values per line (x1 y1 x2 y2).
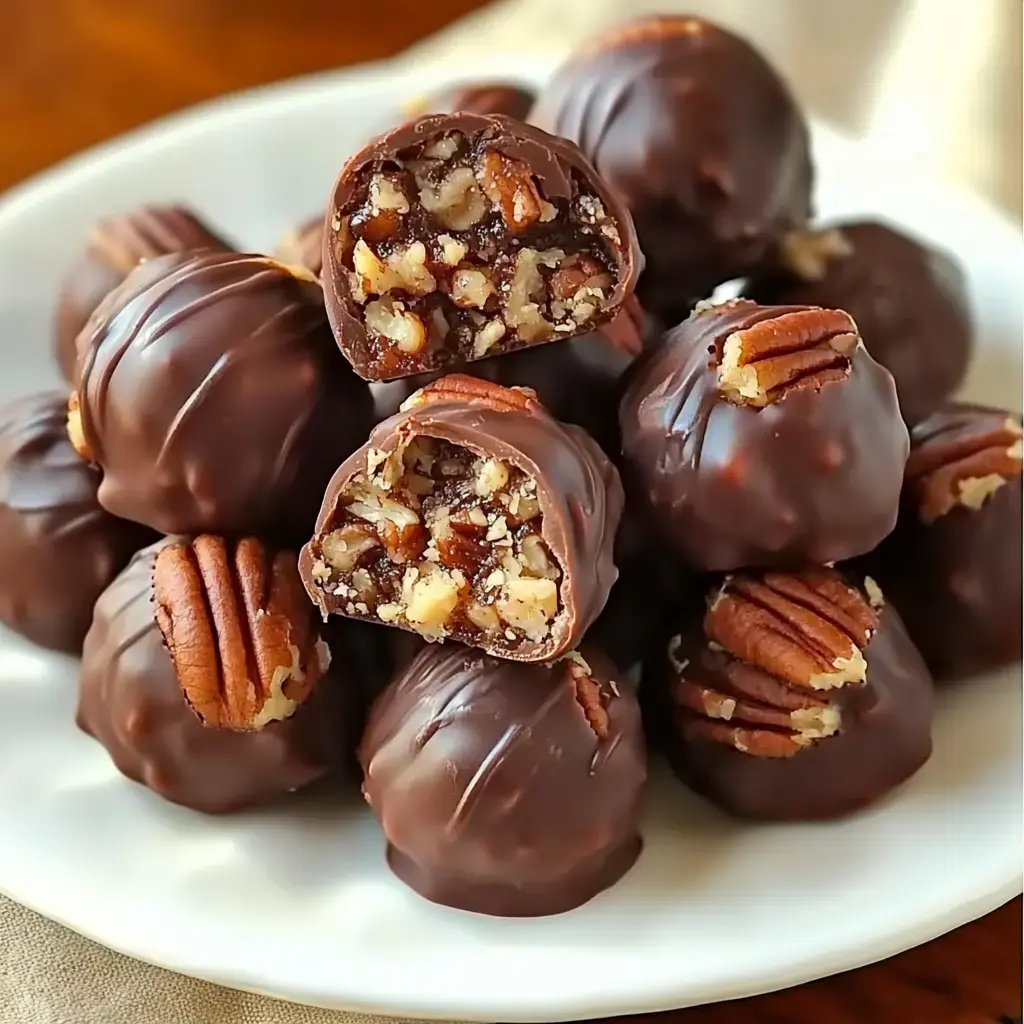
745 222 973 423
530 16 812 322
77 536 373 813
322 112 641 380
69 250 373 539
275 214 325 278
410 81 536 120
300 375 623 662
0 392 154 653
369 296 647 452
650 568 934 820
620 300 908 570
360 642 646 916
870 404 1022 681
54 205 230 382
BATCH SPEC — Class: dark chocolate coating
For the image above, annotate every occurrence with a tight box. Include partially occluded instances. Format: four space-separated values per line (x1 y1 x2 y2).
77 539 376 813
275 214 325 278
0 392 154 653
359 642 646 916
652 586 934 821
530 16 812 322
54 206 230 383
74 251 373 540
413 81 536 120
323 112 642 380
619 301 908 570
301 376 624 662
745 222 973 424
370 297 646 453
589 498 695 678
870 404 1023 681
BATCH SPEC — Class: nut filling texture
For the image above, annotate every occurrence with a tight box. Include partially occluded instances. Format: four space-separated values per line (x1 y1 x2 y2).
307 435 561 653
324 114 640 381
300 375 623 662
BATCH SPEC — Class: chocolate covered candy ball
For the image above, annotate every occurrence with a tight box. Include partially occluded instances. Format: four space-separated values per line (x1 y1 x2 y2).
745 222 973 424
323 112 641 380
650 568 934 820
78 536 380 813
620 300 908 570
69 251 373 539
411 81 536 120
360 642 646 916
0 392 154 653
54 205 230 382
531 16 812 322
871 404 1022 681
301 375 623 662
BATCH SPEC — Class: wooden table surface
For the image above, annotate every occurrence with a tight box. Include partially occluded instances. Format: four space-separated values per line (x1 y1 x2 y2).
0 2 1019 1023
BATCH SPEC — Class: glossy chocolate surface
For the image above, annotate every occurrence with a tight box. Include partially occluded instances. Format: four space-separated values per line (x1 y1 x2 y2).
359 642 646 916
651 571 934 820
323 111 642 380
413 81 535 120
301 376 623 662
620 300 908 570
530 16 812 320
0 392 154 653
54 205 230 383
871 404 1023 681
73 250 373 539
745 222 973 424
77 539 374 814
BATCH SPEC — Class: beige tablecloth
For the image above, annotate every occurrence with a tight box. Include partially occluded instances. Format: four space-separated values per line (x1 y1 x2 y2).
4 2 1019 1022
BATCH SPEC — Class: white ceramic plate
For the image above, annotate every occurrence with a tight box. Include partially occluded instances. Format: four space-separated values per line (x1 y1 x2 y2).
0 55 1020 1023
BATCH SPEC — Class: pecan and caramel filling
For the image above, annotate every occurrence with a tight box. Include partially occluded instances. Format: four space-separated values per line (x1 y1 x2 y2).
329 128 625 379
307 436 563 654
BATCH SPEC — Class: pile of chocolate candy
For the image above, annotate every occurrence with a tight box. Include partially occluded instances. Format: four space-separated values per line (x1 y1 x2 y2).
1 15 1019 918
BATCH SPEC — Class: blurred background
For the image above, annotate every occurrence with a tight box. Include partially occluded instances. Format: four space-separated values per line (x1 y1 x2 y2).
0 0 1020 217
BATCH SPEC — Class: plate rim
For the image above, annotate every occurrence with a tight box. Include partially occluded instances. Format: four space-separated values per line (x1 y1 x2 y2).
0 51 1021 1023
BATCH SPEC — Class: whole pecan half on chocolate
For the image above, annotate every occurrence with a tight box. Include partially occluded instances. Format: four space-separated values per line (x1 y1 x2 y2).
154 535 330 730
716 306 860 407
906 411 1022 522
399 372 540 415
670 568 882 758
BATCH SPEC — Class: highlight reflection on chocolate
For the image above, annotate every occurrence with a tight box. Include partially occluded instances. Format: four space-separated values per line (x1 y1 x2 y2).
54 205 230 382
648 568 934 820
69 250 373 540
77 540 353 814
531 15 812 321
359 641 646 916
620 300 908 570
870 404 1023 681
0 392 154 653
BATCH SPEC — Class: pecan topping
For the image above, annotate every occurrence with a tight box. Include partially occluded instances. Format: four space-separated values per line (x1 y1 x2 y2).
399 374 541 415
907 416 1022 523
565 652 610 739
717 307 860 407
673 569 880 758
154 536 328 731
